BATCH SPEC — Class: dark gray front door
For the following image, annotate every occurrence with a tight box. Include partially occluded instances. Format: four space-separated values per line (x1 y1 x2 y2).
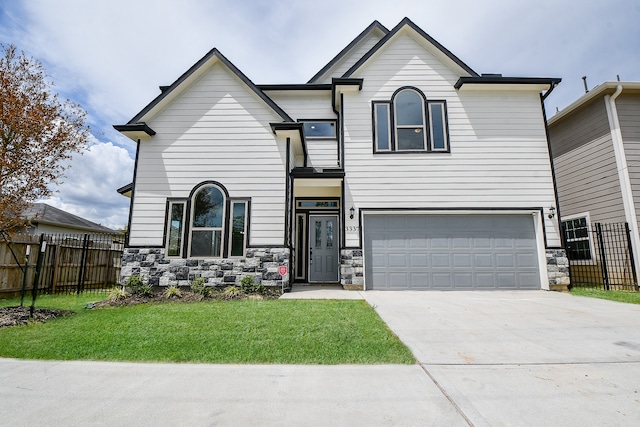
309 215 339 282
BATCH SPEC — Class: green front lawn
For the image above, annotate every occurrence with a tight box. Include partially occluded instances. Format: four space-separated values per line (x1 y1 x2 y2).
0 295 414 364
570 287 640 305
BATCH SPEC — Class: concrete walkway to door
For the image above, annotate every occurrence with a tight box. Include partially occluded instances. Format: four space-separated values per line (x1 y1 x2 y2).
362 290 640 426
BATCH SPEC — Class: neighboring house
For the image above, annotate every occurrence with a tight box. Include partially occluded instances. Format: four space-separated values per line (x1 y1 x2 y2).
548 82 640 288
116 18 567 291
20 203 121 237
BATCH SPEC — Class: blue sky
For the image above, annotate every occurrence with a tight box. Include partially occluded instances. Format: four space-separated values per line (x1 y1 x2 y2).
1 0 639 229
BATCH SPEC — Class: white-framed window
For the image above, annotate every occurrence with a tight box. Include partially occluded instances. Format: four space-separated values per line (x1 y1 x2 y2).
562 213 594 262
372 87 449 153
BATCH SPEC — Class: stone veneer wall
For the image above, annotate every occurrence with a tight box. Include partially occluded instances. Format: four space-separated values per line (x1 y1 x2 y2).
340 249 364 290
546 248 570 291
120 247 290 289
339 248 570 291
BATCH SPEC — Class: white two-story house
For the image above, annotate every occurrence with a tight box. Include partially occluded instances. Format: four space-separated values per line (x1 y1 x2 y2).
116 18 567 291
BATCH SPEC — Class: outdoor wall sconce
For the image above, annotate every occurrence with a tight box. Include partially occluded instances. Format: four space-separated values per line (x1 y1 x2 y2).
548 206 556 219
350 206 355 219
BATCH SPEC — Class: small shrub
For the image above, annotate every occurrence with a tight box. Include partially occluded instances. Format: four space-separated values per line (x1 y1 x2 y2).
163 285 182 299
222 285 244 300
191 277 212 298
108 286 130 301
126 274 153 296
240 275 265 294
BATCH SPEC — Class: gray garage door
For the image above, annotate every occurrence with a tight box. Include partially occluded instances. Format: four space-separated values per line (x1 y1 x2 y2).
364 214 540 290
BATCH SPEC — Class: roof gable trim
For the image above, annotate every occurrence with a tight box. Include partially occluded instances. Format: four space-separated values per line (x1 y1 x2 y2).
126 48 293 125
343 17 479 79
307 20 389 84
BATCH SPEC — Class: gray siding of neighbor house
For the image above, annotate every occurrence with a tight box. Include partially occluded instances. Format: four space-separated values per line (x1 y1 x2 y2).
550 98 626 223
618 94 640 232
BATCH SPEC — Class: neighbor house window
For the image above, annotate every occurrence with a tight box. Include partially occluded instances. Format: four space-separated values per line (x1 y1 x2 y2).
301 121 336 138
166 201 186 257
562 215 593 261
190 185 225 257
373 87 449 153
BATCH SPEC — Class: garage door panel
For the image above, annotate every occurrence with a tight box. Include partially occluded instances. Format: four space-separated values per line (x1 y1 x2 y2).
364 214 540 290
454 273 473 288
496 253 516 268
474 253 494 268
409 254 429 267
388 254 408 267
452 253 472 268
517 253 538 268
432 253 451 267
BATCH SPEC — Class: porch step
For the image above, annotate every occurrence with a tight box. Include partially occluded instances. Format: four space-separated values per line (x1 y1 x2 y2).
342 284 363 291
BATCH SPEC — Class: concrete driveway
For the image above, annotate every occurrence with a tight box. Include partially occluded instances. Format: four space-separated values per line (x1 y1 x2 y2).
363 290 640 426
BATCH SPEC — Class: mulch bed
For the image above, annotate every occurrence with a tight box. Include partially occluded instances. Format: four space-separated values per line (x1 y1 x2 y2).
0 288 283 329
0 306 74 329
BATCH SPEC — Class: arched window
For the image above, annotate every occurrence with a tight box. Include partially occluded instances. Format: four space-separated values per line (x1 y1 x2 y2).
394 89 426 150
373 86 449 153
190 184 225 257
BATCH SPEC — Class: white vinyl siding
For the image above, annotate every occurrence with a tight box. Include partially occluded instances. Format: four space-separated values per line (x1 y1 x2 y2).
265 91 334 121
342 31 559 247
265 91 338 168
128 61 286 247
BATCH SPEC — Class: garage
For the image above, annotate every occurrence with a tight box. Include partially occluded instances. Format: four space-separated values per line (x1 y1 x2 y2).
364 214 541 290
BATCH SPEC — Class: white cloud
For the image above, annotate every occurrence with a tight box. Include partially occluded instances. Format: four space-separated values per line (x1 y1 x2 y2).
40 138 134 230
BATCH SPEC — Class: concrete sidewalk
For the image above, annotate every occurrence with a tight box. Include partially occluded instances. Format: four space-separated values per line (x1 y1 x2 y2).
0 359 465 426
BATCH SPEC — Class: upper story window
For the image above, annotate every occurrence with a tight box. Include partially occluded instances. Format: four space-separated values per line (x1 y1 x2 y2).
373 87 449 153
301 121 336 139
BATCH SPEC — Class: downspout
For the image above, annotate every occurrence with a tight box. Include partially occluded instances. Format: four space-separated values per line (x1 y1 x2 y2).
604 85 640 277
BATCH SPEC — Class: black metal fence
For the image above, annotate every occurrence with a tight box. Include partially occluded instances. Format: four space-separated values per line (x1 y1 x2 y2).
563 222 638 291
0 233 124 296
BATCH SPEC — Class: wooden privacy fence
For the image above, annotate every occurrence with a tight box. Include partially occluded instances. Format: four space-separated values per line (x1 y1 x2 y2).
0 233 124 296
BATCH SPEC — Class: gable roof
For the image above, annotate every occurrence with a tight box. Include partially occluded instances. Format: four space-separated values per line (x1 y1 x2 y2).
343 17 479 79
24 203 118 234
307 20 389 84
119 48 293 127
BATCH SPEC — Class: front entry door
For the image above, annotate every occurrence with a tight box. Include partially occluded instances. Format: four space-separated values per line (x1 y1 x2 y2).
309 215 339 282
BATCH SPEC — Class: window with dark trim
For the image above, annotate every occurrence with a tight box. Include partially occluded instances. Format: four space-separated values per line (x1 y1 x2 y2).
164 182 249 258
229 201 248 257
301 120 336 139
166 201 186 257
190 185 225 257
373 87 449 153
